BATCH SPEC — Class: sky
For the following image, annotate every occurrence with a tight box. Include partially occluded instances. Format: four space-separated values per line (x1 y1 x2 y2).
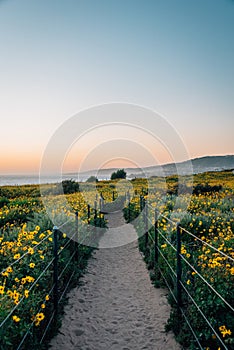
0 0 234 174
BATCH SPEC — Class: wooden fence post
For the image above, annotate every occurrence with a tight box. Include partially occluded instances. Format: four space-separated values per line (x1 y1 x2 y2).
87 204 90 224
140 195 144 212
94 200 97 227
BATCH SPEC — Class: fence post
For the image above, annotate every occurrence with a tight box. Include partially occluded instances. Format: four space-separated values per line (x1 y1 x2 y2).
127 190 130 202
128 202 131 222
53 226 59 320
75 211 79 261
140 195 144 212
94 200 97 227
112 191 115 202
154 209 158 267
99 196 103 212
145 200 148 250
176 224 182 308
87 204 90 224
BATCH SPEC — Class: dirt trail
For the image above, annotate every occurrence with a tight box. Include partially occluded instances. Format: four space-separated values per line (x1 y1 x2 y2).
49 211 180 350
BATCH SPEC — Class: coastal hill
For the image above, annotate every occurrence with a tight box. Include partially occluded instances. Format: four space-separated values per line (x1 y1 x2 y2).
74 155 234 181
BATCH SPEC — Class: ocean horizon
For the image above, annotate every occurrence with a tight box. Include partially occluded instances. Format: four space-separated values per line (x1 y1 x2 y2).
0 174 89 186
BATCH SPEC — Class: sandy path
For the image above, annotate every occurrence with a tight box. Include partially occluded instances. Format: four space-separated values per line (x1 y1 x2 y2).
49 211 180 350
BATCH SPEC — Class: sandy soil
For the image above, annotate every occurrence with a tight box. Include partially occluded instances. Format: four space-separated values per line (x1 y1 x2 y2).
49 211 181 350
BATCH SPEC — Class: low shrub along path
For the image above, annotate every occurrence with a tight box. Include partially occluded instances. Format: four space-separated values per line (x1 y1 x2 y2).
49 211 180 350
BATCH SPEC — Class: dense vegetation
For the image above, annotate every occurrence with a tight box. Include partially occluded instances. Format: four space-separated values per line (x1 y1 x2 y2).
124 171 234 350
0 170 233 349
0 182 108 349
110 168 127 180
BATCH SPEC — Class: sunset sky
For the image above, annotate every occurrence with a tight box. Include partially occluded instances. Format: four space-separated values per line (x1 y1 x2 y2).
1 0 234 174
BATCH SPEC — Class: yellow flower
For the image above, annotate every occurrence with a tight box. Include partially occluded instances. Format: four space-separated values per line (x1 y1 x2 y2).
45 294 50 301
26 276 35 283
41 303 46 309
7 290 13 298
24 290 29 298
186 279 191 285
28 247 34 255
0 285 5 295
12 315 20 322
219 325 232 338
1 271 8 277
29 263 35 268
34 312 45 326
13 253 20 260
63 233 67 238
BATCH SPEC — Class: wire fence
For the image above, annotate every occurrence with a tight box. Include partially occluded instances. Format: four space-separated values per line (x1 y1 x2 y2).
1 189 233 349
0 201 106 350
124 195 234 350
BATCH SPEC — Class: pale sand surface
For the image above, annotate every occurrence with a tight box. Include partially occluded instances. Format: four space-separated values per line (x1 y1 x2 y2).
49 211 181 350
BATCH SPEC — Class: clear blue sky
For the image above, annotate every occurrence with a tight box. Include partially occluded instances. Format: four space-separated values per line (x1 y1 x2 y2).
0 0 234 173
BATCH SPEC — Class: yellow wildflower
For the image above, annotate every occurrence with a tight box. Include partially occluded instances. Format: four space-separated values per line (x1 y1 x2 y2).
12 315 20 322
13 254 20 260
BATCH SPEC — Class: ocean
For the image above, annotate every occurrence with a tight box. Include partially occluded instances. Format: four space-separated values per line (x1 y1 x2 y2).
0 174 87 186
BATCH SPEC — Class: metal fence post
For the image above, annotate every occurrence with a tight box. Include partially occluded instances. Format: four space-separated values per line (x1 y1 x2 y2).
154 209 158 267
176 224 182 308
75 211 79 261
112 191 115 202
53 226 59 319
145 200 148 249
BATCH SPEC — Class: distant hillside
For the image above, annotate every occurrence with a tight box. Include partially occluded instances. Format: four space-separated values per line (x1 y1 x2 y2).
69 155 234 181
134 155 234 179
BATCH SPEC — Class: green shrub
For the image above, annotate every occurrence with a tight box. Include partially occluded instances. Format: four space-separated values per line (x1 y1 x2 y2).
110 169 126 180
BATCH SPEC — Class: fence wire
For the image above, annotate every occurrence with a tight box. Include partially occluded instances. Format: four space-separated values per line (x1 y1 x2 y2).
130 196 234 350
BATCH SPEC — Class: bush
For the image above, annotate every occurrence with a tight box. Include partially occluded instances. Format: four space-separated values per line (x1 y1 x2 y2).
110 169 126 180
193 183 222 195
61 180 79 194
0 197 9 208
86 176 98 183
